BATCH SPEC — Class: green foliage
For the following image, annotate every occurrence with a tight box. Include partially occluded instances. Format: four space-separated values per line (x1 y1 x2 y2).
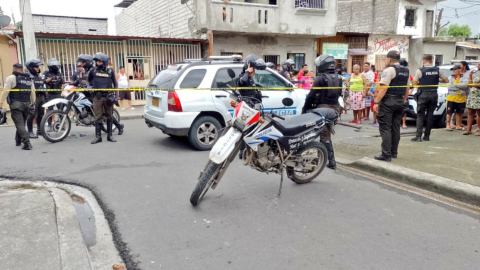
438 24 472 37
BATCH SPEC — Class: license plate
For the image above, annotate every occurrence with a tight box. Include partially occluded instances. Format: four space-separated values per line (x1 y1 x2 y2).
152 97 159 107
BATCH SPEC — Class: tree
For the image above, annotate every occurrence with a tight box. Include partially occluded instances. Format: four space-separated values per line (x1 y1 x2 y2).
439 24 473 37
438 27 448 37
434 8 450 36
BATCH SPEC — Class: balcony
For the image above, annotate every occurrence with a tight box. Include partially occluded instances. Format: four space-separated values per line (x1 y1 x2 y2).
294 0 327 15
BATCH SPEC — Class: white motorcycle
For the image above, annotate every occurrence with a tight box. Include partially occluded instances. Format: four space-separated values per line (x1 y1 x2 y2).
190 91 337 206
40 86 120 143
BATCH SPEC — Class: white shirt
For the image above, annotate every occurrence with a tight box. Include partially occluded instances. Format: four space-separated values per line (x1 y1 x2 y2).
118 73 128 89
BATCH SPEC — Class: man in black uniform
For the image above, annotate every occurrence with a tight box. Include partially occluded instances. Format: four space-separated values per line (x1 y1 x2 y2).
43 58 64 131
411 54 449 142
372 50 410 162
72 54 94 101
25 59 45 139
0 63 36 150
279 59 295 81
302 55 342 169
71 64 83 83
88 52 118 144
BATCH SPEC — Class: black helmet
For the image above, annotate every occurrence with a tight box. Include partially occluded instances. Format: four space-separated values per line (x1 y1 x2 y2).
25 59 43 75
243 54 266 72
47 58 61 73
266 62 275 69
399 58 408 67
93 52 109 69
281 59 295 72
77 54 93 69
315 55 335 74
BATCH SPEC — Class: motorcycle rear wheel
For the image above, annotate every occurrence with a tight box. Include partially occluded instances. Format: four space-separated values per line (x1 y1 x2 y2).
286 141 327 184
40 110 71 143
190 161 220 206
101 109 120 133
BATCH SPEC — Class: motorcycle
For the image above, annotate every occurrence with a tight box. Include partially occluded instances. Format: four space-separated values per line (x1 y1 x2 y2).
190 90 336 206
39 86 120 143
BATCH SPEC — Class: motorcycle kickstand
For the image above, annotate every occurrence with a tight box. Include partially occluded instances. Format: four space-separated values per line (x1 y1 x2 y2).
276 168 284 198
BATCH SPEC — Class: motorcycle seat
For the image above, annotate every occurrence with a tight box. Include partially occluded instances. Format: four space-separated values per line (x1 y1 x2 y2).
273 113 323 136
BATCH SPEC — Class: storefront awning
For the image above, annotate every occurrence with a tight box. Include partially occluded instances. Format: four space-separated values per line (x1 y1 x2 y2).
348 49 372 55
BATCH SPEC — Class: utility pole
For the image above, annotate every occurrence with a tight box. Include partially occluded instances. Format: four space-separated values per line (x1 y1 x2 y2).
19 0 37 62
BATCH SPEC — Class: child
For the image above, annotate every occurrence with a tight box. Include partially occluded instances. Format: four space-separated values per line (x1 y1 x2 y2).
300 70 314 90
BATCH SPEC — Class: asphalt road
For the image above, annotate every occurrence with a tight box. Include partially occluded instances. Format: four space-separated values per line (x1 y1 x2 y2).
1 119 479 270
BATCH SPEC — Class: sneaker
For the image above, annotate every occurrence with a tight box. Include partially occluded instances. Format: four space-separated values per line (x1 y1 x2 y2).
131 107 135 110
373 123 379 127
121 108 126 111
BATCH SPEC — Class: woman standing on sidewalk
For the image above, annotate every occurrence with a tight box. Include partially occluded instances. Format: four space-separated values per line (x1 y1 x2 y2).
464 62 480 135
348 64 367 125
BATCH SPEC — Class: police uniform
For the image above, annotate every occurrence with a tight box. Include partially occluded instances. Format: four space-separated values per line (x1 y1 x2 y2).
88 66 117 121
73 68 93 102
26 72 46 136
377 62 410 159
413 65 447 140
44 70 64 101
238 71 262 102
0 69 36 149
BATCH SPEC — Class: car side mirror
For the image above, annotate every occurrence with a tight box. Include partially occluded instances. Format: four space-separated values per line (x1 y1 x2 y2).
282 98 294 107
227 68 236 79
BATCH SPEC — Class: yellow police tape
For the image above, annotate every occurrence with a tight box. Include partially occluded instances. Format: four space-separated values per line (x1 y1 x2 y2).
5 84 475 92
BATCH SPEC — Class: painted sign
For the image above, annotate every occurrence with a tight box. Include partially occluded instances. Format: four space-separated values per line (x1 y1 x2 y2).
322 43 348 60
369 35 409 56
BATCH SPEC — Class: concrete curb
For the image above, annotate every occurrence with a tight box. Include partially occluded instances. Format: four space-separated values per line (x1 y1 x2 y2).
347 157 480 207
120 114 144 120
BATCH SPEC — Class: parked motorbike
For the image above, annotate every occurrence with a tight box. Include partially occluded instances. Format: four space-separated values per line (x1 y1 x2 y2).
39 86 120 143
190 90 336 206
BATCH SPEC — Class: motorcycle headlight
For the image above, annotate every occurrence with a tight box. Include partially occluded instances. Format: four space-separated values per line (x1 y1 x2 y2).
233 118 245 130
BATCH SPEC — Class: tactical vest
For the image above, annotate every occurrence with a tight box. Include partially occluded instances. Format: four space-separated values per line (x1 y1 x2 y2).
77 69 90 89
9 73 33 103
90 67 114 93
31 74 45 93
44 71 64 90
386 65 409 97
419 66 440 92
313 73 342 105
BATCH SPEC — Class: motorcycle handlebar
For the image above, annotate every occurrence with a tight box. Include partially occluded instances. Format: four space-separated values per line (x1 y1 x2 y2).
271 111 285 121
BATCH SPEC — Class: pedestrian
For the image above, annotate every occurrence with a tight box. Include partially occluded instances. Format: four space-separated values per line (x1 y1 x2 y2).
464 62 480 135
348 64 367 125
446 65 468 131
0 63 36 150
369 77 379 127
89 52 118 144
302 55 343 169
299 70 314 90
398 58 413 130
450 61 471 128
116 66 133 110
411 55 449 141
341 68 350 115
362 62 375 121
25 59 45 139
372 50 410 162
298 64 308 78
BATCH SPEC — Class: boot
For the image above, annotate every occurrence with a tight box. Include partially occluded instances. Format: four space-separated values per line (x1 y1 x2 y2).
324 141 337 170
37 128 42 136
113 118 124 135
423 135 430 141
22 141 32 150
411 136 422 142
107 120 116 142
91 123 103 144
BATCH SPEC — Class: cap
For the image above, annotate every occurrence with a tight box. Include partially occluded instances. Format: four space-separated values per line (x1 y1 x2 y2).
76 63 83 67
450 65 461 70
386 50 401 60
13 63 23 69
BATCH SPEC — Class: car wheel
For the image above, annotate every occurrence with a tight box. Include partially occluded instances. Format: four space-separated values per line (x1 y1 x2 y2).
188 116 222 151
435 111 447 128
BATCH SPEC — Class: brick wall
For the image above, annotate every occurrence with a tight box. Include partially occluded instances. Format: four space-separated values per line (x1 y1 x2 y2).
337 0 399 34
115 0 195 38
33 15 108 35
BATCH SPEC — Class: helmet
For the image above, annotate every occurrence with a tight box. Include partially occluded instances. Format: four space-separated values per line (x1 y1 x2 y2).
281 59 295 72
77 54 93 69
25 59 43 75
93 52 109 69
399 58 408 67
266 62 275 69
243 54 266 72
47 58 61 73
315 55 336 74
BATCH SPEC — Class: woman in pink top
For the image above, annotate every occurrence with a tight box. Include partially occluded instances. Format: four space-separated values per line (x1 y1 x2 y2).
299 70 314 90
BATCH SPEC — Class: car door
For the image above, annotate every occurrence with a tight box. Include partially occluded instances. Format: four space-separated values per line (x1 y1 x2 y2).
211 67 243 120
253 69 299 117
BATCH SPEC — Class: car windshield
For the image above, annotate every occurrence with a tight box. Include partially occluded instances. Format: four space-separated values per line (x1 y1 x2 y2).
148 67 181 88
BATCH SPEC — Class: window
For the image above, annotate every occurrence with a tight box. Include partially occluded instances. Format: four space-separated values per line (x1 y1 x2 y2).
345 36 367 49
258 10 261 24
295 0 325 9
434 55 443 66
466 56 478 60
405 9 415 27
212 68 243 88
352 55 365 70
180 69 207 88
253 70 288 88
287 53 306 70
221 52 243 56
265 10 268 24
264 55 280 65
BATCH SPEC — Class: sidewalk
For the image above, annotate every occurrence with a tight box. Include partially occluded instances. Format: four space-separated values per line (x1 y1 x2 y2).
0 181 125 270
117 105 144 120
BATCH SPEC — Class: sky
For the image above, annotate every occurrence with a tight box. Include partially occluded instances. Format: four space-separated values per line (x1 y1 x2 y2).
0 0 479 36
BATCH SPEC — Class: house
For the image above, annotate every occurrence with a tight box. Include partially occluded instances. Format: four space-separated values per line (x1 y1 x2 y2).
32 14 108 35
114 0 338 69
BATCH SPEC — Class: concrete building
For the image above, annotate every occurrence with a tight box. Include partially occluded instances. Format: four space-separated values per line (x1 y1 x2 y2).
115 0 338 68
319 0 442 73
32 14 108 35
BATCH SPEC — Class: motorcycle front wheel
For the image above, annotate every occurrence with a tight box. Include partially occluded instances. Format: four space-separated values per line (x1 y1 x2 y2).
190 161 220 206
40 110 72 143
286 141 327 184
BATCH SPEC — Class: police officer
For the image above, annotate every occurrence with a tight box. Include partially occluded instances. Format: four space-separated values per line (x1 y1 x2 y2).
88 52 118 144
44 58 64 130
302 55 342 169
25 59 45 138
266 62 275 69
279 59 295 81
372 50 410 162
71 64 83 83
411 54 449 142
0 63 36 150
72 54 94 101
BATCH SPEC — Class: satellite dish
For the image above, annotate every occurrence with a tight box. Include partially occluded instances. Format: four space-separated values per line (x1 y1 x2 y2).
0 15 11 29
181 0 189 4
